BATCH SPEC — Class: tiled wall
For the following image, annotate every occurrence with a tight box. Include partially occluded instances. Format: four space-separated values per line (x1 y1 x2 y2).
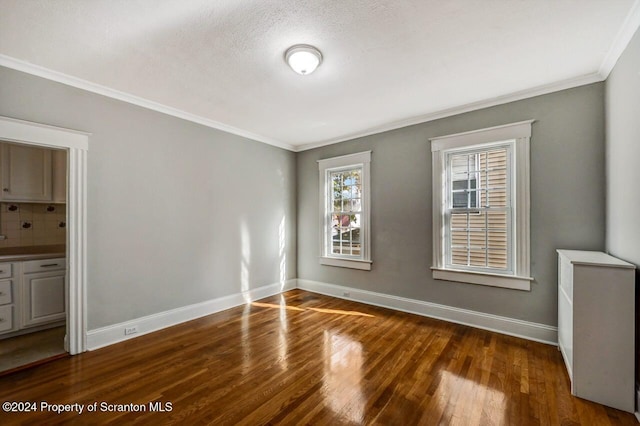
0 203 66 248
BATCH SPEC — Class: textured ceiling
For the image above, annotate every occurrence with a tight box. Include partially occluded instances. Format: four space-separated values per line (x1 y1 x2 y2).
0 0 638 150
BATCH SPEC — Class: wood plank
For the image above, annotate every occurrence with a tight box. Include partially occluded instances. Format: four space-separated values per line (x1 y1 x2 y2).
0 290 636 425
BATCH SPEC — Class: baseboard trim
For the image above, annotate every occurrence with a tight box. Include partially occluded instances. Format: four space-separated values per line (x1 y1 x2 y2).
635 387 640 421
86 279 296 350
296 279 558 345
86 277 559 350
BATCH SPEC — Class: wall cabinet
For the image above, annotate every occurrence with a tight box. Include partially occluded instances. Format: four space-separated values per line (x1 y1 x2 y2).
0 143 52 202
52 149 67 203
0 258 65 337
557 249 636 413
0 142 66 203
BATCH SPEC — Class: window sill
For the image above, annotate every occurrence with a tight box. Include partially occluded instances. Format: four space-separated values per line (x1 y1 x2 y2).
320 257 372 271
431 267 532 291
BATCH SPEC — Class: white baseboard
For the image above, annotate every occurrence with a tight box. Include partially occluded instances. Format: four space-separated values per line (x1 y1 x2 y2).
296 279 558 345
86 279 296 350
86 277 558 351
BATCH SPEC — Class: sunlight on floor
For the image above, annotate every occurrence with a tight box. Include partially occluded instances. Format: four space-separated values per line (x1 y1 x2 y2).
277 294 289 370
250 302 375 318
278 216 287 290
308 307 374 318
240 220 251 302
251 302 304 311
240 304 252 375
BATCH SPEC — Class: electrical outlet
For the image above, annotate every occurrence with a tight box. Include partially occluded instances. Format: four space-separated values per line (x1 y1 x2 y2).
343 291 350 297
124 326 138 336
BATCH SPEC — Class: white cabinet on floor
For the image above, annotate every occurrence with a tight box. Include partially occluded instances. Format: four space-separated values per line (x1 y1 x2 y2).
0 257 66 337
0 262 16 334
21 258 66 328
0 143 52 202
557 249 636 413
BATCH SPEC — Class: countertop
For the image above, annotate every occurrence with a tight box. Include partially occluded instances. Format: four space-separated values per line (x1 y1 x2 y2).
0 245 66 262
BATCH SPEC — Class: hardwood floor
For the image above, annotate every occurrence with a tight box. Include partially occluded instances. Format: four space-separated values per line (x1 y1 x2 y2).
0 290 636 425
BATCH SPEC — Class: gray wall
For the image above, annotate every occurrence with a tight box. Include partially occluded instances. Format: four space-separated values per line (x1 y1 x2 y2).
0 63 609 331
297 83 606 326
606 28 640 266
605 28 640 387
0 66 297 330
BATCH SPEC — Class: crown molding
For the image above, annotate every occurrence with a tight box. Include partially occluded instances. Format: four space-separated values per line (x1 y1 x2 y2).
0 54 296 152
598 0 640 78
294 72 603 152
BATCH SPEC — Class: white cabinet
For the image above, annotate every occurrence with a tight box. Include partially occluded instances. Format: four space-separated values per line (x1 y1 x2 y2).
0 257 65 336
0 262 17 334
21 258 66 328
22 272 66 327
0 143 52 202
0 304 13 333
52 149 67 203
557 250 636 413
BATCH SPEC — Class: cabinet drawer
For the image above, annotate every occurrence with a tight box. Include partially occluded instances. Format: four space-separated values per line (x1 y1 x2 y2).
23 258 65 273
0 263 12 279
0 305 13 332
0 280 12 305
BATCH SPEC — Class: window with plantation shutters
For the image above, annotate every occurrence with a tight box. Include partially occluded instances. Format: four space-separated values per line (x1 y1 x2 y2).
447 146 510 272
431 121 533 291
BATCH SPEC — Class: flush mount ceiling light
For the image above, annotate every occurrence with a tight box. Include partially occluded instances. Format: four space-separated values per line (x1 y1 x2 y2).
284 44 323 75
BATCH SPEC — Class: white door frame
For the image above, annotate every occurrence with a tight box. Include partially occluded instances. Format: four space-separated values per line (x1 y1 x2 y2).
0 116 88 355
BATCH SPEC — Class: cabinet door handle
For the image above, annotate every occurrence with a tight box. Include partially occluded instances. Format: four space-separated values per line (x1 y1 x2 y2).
40 264 60 268
2 188 8 192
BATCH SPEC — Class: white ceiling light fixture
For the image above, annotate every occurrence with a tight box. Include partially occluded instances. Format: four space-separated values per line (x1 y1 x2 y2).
285 44 323 75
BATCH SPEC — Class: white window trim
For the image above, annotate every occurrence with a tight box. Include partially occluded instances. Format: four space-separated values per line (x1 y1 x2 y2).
430 120 533 291
318 151 372 270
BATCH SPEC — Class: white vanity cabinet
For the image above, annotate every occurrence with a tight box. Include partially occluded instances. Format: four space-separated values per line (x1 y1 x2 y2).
557 249 636 413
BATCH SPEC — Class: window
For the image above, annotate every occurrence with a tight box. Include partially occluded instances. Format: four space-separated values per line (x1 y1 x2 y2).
431 121 533 290
451 153 479 209
448 146 510 271
318 151 371 270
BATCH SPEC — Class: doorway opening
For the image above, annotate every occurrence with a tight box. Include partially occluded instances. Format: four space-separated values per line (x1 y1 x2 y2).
0 143 68 373
0 116 88 373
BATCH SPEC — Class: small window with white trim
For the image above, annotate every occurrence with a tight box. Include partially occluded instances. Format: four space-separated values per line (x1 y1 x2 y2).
431 121 533 290
318 151 371 270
